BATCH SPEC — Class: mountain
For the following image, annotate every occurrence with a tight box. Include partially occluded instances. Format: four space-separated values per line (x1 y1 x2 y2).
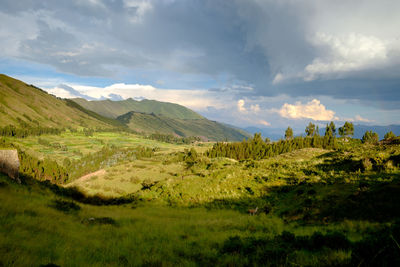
72 98 204 120
353 124 400 139
73 97 250 141
0 74 120 129
117 111 250 141
244 126 285 141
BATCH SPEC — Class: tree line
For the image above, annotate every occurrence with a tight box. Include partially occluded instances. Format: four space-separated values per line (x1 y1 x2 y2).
0 125 63 138
207 122 340 161
207 121 339 161
147 133 201 144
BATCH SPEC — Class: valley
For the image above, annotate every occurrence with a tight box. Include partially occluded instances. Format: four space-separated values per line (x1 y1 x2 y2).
1 75 400 266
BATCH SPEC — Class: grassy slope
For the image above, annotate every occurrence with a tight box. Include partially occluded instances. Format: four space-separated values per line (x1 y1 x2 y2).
117 111 250 141
2 138 400 265
0 173 382 266
73 98 204 120
0 74 111 129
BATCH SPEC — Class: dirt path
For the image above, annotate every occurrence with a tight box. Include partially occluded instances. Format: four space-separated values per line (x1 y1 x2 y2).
66 169 106 186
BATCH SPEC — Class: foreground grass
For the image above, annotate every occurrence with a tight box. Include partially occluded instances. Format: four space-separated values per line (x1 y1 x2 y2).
2 173 400 266
2 137 400 266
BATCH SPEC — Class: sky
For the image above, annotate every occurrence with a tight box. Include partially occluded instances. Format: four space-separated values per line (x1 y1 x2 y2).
1 0 400 132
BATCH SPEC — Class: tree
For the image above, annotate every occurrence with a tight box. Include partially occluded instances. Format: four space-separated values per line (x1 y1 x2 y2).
338 122 354 139
184 148 198 168
362 131 379 144
324 123 333 137
329 121 336 136
305 122 316 137
384 131 396 140
285 127 294 140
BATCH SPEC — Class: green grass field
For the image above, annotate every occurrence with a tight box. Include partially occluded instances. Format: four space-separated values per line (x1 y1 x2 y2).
1 173 393 266
1 134 400 266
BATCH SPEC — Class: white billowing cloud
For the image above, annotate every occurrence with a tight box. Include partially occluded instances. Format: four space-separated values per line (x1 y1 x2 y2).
237 99 261 114
355 115 374 123
237 99 246 112
46 87 78 98
304 33 389 81
258 120 270 126
278 99 337 121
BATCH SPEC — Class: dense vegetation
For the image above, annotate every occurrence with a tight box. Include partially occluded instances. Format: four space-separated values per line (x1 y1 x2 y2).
0 124 63 138
147 133 201 144
207 133 337 160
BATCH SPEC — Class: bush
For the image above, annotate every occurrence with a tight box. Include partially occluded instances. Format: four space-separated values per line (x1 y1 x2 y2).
362 131 379 144
384 131 396 140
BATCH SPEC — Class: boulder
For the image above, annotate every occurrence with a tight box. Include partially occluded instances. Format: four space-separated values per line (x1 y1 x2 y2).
0 149 20 183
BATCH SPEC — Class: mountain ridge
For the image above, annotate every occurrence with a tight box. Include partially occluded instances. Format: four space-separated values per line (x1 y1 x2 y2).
117 111 250 141
0 74 115 130
72 98 204 120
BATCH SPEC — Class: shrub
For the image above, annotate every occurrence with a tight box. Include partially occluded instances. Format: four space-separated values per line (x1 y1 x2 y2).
362 158 373 171
362 131 379 144
141 179 157 190
384 131 396 140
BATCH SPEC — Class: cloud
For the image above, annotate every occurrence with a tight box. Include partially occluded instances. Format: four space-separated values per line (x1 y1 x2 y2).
258 120 270 126
272 73 283 84
278 99 337 121
250 104 260 113
237 99 246 112
355 115 374 123
303 33 389 81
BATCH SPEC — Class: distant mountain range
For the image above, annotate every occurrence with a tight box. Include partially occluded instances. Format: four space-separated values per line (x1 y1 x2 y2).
0 74 249 141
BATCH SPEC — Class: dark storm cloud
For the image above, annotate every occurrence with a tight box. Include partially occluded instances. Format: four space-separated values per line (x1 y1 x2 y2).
1 0 400 106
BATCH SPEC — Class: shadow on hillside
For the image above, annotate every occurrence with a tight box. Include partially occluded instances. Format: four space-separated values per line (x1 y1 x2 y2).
18 173 138 206
204 177 400 223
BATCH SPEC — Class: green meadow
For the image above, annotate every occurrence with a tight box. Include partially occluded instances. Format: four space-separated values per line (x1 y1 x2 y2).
1 132 400 266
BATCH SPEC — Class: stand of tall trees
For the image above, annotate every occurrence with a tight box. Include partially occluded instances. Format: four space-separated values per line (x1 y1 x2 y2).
0 125 63 138
207 134 338 161
207 122 339 161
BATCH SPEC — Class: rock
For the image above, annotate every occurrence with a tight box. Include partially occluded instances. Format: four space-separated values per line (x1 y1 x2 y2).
0 149 20 183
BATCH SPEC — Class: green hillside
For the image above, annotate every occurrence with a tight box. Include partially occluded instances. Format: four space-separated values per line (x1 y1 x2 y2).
0 74 117 129
73 98 204 120
117 111 250 141
2 135 400 266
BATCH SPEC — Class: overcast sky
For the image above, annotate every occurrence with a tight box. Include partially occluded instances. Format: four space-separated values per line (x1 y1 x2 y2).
1 0 399 130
